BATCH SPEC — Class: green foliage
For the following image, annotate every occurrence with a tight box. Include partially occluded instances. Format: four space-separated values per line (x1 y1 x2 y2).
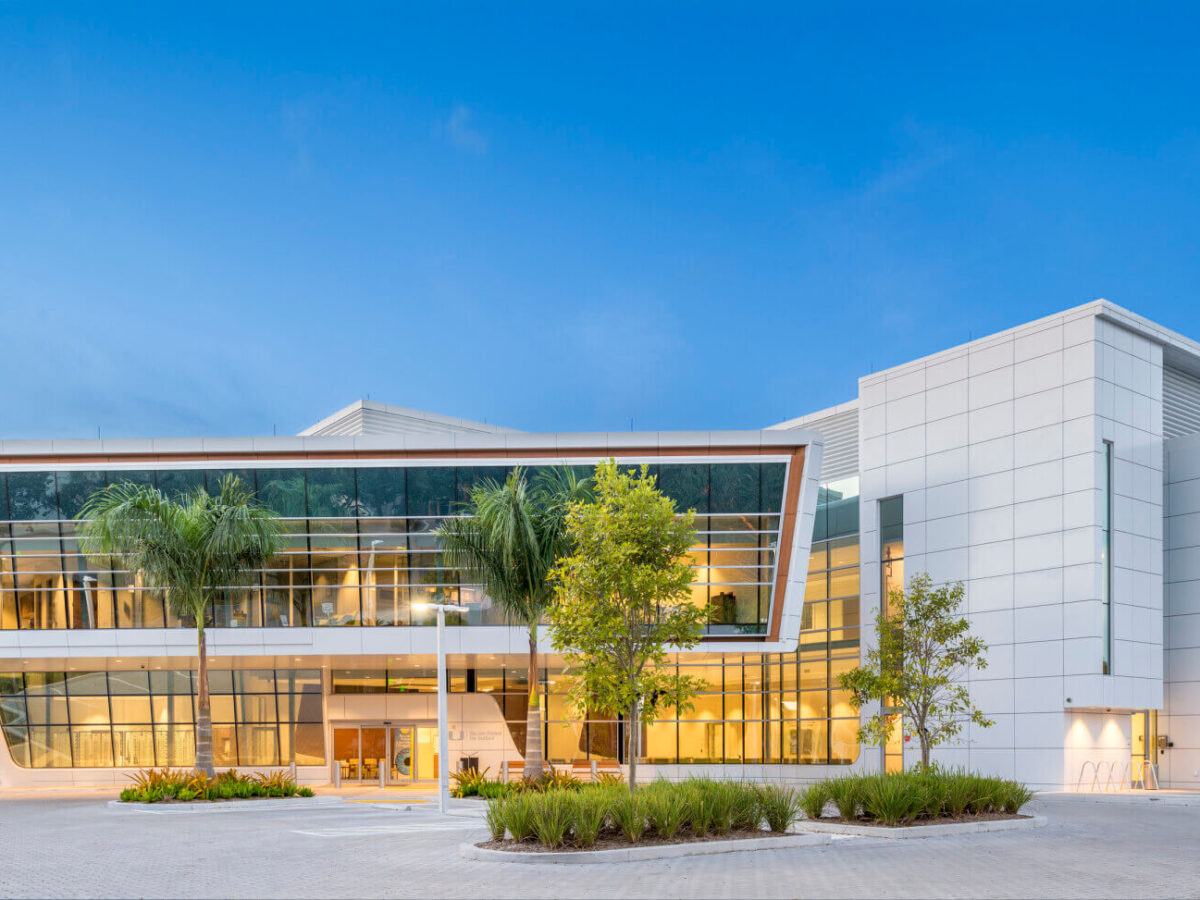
569 791 613 847
996 780 1035 814
77 477 281 776
731 784 763 832
77 478 282 630
484 800 508 841
530 791 574 849
610 791 647 842
594 771 625 787
498 794 537 842
827 777 862 820
757 785 803 833
839 573 995 767
800 781 830 820
707 782 736 835
450 767 491 798
483 777 835 849
118 768 308 803
860 774 924 826
436 468 591 778
549 460 707 788
477 781 513 800
643 782 688 840
811 770 1034 825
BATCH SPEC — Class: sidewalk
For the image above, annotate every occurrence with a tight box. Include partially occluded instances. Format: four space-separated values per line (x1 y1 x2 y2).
1043 789 1200 807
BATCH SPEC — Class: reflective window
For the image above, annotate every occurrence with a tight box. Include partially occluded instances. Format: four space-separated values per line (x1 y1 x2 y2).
0 668 325 768
7 473 58 520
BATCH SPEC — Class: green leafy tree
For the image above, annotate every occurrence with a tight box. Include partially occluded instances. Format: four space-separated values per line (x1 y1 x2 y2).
839 572 994 768
549 460 707 789
435 467 591 778
77 476 281 776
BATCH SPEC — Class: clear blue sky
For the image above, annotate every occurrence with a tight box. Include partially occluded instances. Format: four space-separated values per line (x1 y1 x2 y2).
2 4 1198 438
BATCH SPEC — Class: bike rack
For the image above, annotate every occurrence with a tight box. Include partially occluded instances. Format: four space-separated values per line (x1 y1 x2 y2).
1076 758 1159 792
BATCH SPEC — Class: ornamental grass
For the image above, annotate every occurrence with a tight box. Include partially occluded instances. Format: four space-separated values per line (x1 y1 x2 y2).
800 768 1035 826
484 777 805 849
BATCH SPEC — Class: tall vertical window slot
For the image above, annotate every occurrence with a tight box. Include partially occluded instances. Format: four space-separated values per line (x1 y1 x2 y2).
1102 441 1113 675
879 497 904 612
878 496 904 773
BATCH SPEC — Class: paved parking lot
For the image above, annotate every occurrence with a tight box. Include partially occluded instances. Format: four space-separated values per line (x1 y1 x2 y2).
0 790 1195 898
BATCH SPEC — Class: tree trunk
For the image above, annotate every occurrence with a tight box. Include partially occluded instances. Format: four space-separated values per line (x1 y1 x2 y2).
195 624 215 777
522 633 543 779
627 697 639 791
919 732 930 769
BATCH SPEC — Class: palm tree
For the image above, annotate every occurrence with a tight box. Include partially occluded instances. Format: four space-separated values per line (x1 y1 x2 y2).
78 476 281 777
436 466 590 779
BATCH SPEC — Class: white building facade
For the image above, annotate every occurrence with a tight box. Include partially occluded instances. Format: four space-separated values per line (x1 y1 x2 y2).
0 299 1196 791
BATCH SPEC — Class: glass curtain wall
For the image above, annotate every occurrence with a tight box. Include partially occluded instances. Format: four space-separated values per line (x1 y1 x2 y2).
0 669 324 769
0 463 785 636
334 476 863 768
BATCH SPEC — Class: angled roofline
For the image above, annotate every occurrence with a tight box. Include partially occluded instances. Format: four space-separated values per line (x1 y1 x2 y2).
299 399 521 437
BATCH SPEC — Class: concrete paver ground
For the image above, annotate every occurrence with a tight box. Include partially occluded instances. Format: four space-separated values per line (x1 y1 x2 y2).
0 791 1194 898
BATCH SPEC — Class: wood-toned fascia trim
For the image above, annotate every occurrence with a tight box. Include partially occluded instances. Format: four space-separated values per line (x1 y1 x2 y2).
0 444 805 466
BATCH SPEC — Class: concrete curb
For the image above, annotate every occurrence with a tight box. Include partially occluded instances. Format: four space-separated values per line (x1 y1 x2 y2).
458 831 831 864
107 796 344 814
797 814 1046 839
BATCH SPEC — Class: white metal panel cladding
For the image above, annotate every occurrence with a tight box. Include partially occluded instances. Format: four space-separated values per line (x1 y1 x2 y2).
795 407 858 481
1164 366 1200 439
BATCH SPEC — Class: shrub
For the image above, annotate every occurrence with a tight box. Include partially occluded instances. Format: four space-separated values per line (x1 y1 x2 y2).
595 771 624 786
297 786 315 798
944 772 974 817
119 787 137 802
484 800 507 841
610 792 646 843
996 780 1035 814
644 784 687 840
800 781 830 820
177 789 196 802
499 795 536 843
478 781 513 801
731 782 762 831
684 780 716 837
758 785 803 833
570 791 612 847
451 767 490 798
530 791 574 849
914 768 948 819
708 782 737 835
826 777 862 821
966 774 996 814
860 774 923 826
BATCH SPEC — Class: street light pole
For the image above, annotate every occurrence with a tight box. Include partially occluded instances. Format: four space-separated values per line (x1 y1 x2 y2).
414 600 468 814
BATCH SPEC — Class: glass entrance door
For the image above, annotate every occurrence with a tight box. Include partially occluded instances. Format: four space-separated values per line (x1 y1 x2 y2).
333 725 388 782
415 726 439 780
333 726 361 781
1131 710 1158 788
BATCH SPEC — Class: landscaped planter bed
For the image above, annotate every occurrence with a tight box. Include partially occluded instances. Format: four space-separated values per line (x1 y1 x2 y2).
461 830 830 864
481 827 791 853
117 768 315 803
799 813 1046 838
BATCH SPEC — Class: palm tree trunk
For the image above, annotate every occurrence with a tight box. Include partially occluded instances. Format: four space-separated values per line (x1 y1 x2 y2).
627 697 639 790
195 623 215 777
522 633 543 779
